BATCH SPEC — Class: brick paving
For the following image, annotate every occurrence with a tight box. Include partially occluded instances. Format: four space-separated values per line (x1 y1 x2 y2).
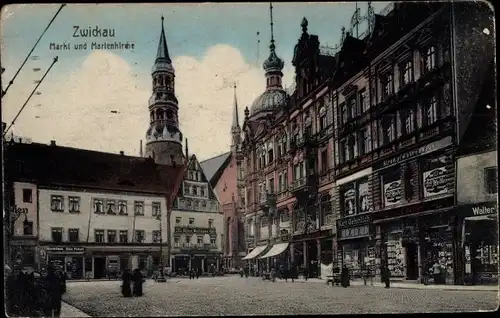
62 276 498 316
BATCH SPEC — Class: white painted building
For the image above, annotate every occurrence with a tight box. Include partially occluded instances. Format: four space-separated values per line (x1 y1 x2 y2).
170 154 224 273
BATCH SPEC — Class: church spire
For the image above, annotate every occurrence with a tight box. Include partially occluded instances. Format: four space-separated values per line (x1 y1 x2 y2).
152 16 174 74
231 82 240 130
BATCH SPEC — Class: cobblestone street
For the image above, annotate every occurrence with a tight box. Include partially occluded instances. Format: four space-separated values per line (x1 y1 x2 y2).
63 276 498 316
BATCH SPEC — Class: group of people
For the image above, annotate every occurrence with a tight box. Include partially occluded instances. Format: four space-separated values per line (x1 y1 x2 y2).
121 268 145 297
5 264 67 317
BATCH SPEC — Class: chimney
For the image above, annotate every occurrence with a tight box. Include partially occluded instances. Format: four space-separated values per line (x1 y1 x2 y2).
139 140 143 157
185 138 189 160
50 140 56 146
120 151 124 155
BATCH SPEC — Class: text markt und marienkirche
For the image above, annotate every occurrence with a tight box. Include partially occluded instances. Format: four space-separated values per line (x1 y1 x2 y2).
49 26 135 51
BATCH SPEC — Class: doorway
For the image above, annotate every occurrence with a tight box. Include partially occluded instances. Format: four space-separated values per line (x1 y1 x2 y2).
93 257 106 279
404 243 418 280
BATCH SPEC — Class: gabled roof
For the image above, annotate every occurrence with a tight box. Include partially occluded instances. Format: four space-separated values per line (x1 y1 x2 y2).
5 142 186 199
200 152 231 186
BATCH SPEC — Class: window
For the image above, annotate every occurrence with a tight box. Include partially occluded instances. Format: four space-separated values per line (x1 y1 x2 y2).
424 96 437 125
135 230 145 243
382 72 394 97
294 164 303 180
348 135 357 160
268 148 274 163
197 236 203 246
280 212 290 223
359 129 370 156
189 218 194 225
269 178 275 193
68 228 79 242
174 237 180 247
400 60 413 86
208 219 214 228
107 230 117 243
95 229 105 243
152 230 161 243
51 195 64 211
210 237 216 246
152 202 161 217
176 217 181 225
383 116 395 144
106 200 116 214
485 167 498 194
402 108 414 135
134 201 144 215
200 188 205 197
23 189 32 203
340 102 347 124
119 230 128 243
23 221 33 235
118 201 127 215
422 46 436 73
184 235 191 245
51 228 63 243
359 89 368 113
340 139 348 163
69 197 80 213
93 199 104 214
348 96 357 118
321 149 328 172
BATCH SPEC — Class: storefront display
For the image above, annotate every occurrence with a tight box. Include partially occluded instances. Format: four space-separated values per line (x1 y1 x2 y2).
422 156 449 198
382 174 404 207
387 234 405 277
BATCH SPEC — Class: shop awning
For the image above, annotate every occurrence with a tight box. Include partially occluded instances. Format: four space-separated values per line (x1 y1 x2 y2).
242 245 268 260
259 243 289 259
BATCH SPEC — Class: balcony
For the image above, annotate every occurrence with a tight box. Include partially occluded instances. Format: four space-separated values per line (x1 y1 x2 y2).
177 242 217 252
290 175 318 201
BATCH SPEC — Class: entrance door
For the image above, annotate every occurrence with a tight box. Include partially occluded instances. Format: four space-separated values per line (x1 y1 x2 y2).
405 243 418 280
93 257 106 279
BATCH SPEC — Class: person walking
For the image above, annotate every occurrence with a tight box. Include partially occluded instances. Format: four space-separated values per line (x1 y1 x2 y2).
341 265 350 288
132 269 144 297
303 265 309 281
42 265 66 317
432 260 442 285
121 269 132 297
381 263 390 288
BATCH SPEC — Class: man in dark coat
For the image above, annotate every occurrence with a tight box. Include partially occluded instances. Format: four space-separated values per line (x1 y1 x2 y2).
381 263 391 288
132 269 144 297
121 269 132 297
42 265 66 317
341 265 350 288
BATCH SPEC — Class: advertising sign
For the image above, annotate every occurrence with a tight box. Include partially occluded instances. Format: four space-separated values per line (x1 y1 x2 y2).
358 182 370 213
423 167 448 197
344 188 356 216
46 246 85 254
384 180 403 207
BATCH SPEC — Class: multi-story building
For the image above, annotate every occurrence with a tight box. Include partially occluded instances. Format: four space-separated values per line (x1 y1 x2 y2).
241 1 496 284
171 148 224 273
4 141 185 279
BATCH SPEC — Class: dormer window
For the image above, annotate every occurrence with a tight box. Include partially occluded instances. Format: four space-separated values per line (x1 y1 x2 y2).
400 60 413 87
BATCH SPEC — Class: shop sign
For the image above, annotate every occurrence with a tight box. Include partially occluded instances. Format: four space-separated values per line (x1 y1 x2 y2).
423 167 448 197
384 180 403 206
460 202 497 217
338 225 370 240
46 246 85 253
337 214 372 230
174 226 216 235
374 136 452 170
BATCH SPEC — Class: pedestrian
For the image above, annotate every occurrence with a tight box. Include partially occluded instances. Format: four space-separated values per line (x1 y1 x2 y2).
42 265 66 317
303 265 309 281
196 267 201 279
132 268 144 297
121 269 132 297
432 260 442 285
381 263 390 288
341 265 350 288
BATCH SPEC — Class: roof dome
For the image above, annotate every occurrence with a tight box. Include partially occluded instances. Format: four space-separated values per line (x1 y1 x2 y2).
263 47 284 74
249 88 288 117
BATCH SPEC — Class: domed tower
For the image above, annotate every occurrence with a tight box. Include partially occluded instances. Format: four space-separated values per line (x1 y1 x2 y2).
145 16 184 166
249 3 288 120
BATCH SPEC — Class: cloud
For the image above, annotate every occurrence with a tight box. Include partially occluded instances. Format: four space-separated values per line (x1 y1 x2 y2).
2 45 294 160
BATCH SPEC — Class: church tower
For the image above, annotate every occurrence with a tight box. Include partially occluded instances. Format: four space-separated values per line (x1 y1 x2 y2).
230 83 241 155
145 16 185 166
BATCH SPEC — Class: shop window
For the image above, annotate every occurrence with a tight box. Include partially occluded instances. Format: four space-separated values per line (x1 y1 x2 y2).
341 184 356 216
119 230 128 243
51 227 63 243
68 228 79 242
69 197 80 213
485 167 498 194
51 195 64 212
107 230 116 243
23 189 32 203
94 229 105 243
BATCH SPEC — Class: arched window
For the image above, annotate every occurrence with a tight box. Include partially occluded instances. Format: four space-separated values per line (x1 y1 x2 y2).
166 109 174 119
159 76 164 85
156 109 163 120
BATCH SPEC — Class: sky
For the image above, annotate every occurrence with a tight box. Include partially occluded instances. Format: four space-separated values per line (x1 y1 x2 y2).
1 2 390 161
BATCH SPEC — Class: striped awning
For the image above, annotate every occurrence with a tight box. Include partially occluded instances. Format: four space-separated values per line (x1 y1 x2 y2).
259 243 289 259
242 245 268 260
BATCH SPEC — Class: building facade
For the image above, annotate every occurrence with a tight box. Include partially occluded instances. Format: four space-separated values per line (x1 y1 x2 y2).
4 141 185 278
171 152 224 273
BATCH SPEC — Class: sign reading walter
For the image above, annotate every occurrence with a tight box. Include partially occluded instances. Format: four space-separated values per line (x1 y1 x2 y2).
423 167 448 197
460 202 497 217
384 180 403 206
